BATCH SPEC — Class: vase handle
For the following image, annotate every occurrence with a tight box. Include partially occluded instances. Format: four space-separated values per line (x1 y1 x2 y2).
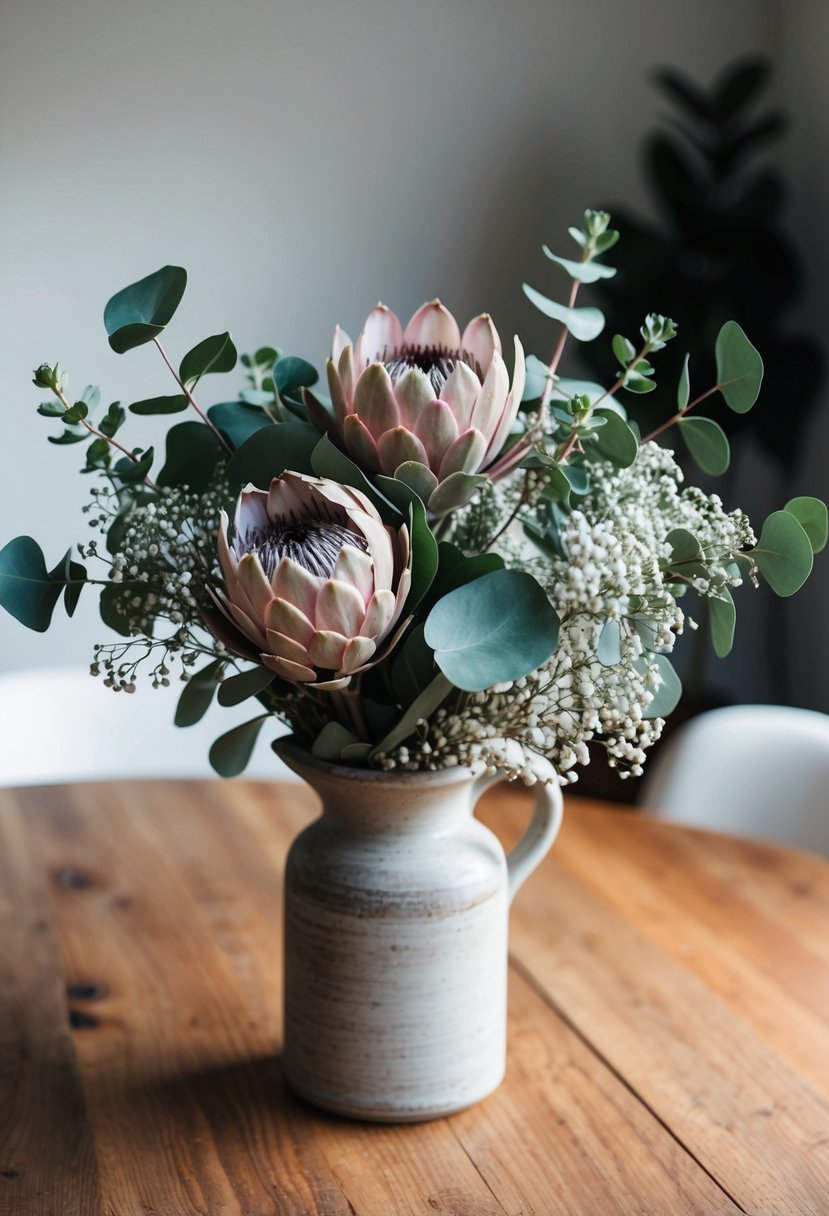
473 772 564 903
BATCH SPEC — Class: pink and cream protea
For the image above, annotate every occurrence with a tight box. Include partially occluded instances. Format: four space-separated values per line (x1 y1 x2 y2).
305 300 525 513
214 471 411 691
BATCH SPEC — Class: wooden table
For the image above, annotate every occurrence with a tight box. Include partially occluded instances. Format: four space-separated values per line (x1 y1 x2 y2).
1 780 828 1216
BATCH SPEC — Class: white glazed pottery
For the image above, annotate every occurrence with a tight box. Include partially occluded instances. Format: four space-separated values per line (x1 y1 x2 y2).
275 738 563 1122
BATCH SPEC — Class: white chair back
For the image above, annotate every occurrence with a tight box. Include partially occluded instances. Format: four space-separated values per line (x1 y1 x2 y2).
638 704 829 856
0 667 294 786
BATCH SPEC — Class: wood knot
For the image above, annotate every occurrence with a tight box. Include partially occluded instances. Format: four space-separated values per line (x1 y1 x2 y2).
54 868 95 891
67 983 107 1002
1 1169 20 1181
69 1009 99 1030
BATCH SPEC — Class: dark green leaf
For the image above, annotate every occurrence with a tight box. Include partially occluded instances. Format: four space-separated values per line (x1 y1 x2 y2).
677 353 690 410
112 447 154 485
522 284 605 342
752 510 813 596
217 665 275 707
678 416 731 476
228 422 320 489
48 428 88 445
370 674 454 759
424 569 559 692
624 373 656 394
390 624 436 704
99 582 142 637
37 400 65 418
375 475 438 611
0 537 66 631
208 401 272 449
157 424 224 492
310 435 397 518
715 321 764 413
426 471 488 516
612 334 636 365
129 394 188 415
426 543 505 611
209 716 270 777
274 356 318 396
179 332 237 387
99 402 126 437
175 659 224 727
715 56 770 119
709 587 736 658
104 265 187 354
590 410 639 467
784 497 828 554
62 402 89 424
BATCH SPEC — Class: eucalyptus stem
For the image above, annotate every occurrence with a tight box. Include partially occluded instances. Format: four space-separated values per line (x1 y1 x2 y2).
590 340 653 412
152 338 233 455
641 384 719 444
53 386 161 491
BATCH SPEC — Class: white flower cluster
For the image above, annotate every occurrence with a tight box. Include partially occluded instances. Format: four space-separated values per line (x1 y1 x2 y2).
381 442 751 785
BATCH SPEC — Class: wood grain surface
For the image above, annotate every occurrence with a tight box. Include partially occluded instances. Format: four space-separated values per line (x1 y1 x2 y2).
1 779 827 1216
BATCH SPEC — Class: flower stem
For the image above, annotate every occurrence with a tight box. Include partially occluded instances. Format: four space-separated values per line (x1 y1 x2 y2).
152 338 233 455
641 384 720 444
53 386 160 491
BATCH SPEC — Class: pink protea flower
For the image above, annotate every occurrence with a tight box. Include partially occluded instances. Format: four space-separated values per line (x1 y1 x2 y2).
305 300 525 512
214 472 411 691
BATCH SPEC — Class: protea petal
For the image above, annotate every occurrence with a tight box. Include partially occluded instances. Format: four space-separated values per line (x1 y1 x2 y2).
267 475 313 523
353 364 400 438
377 426 430 476
332 546 374 605
403 299 461 351
261 653 317 683
326 359 351 426
264 629 312 666
469 349 510 438
340 635 377 673
265 598 315 646
361 588 396 639
438 428 488 480
441 361 481 432
343 414 381 471
315 579 367 636
307 630 349 670
483 335 526 465
227 600 268 648
218 510 238 583
332 325 351 363
272 557 321 617
233 486 270 540
350 510 395 591
413 400 459 471
338 343 355 404
236 553 275 617
461 313 501 375
392 367 435 428
357 303 403 365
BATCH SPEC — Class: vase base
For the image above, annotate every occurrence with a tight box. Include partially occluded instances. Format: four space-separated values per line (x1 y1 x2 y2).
282 1059 504 1123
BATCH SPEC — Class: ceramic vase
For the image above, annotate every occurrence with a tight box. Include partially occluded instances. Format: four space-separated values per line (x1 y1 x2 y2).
275 738 563 1122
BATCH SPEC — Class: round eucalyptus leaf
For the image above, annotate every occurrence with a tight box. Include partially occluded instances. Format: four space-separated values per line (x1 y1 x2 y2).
542 247 617 283
678 416 731 476
157 424 223 492
591 409 638 467
637 653 682 719
274 356 319 395
709 588 736 658
424 569 559 692
104 265 187 354
715 320 764 413
179 332 237 387
208 401 272 449
0 537 68 632
784 496 828 554
753 510 813 596
522 284 605 342
228 422 320 489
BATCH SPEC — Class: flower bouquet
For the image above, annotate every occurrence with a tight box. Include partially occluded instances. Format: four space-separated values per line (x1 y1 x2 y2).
1 209 824 1119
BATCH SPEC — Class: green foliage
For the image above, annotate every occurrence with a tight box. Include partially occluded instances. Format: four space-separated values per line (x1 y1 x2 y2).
99 581 142 636
389 624 436 705
589 409 639 467
752 510 813 596
424 569 560 692
274 355 318 397
709 587 736 657
0 537 87 632
370 674 454 758
311 722 372 763
157 423 224 492
677 353 690 409
129 394 188 415
784 497 828 554
638 653 682 718
542 247 616 283
677 416 731 475
217 665 275 707
174 659 224 727
112 447 154 486
225 421 318 489
179 332 237 387
209 715 269 777
104 265 187 353
522 284 605 342
208 401 272 449
375 476 439 611
715 321 763 412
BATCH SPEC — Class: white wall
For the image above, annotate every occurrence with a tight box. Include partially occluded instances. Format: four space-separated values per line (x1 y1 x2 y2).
3 0 805 765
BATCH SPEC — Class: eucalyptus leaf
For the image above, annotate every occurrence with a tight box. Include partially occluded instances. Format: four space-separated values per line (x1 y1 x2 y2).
208 401 272 449
112 447 154 485
390 624 436 705
624 373 656 394
104 265 187 354
157 423 224 492
715 320 764 413
0 537 71 632
128 394 188 415
376 475 438 610
597 619 621 666
637 653 682 719
677 352 690 410
99 581 142 637
99 402 126 438
424 569 559 692
666 527 702 565
542 247 617 283
752 510 813 596
311 722 368 761
784 496 828 554
175 659 224 727
522 353 551 401
209 715 270 777
590 409 638 467
229 421 320 489
522 284 605 342
612 334 636 365
217 664 275 708
709 587 736 658
678 416 731 476
426 471 489 516
179 332 237 387
370 673 454 759
311 436 397 519
37 401 65 418
274 356 319 396
555 377 611 406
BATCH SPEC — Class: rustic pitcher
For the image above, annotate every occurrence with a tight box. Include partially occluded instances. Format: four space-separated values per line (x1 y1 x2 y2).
275 738 563 1122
